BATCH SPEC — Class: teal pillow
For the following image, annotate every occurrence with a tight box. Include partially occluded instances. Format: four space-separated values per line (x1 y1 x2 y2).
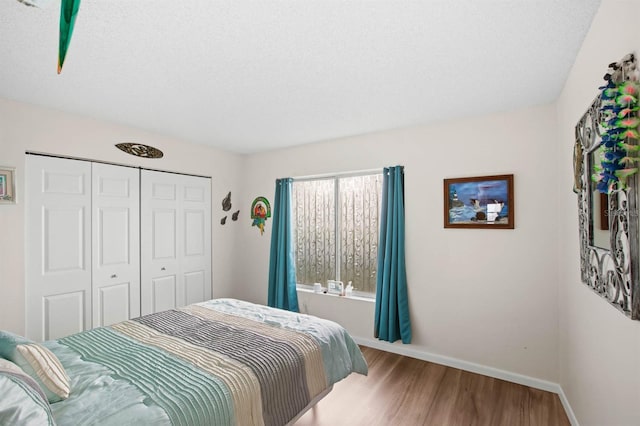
0 331 70 403
0 330 31 359
0 359 56 426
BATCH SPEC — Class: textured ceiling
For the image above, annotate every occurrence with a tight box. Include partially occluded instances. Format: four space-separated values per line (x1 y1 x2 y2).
0 0 601 154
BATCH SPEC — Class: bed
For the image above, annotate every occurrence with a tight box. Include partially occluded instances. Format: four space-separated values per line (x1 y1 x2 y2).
0 298 368 426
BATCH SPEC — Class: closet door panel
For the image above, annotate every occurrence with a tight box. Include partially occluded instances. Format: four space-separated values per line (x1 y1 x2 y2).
98 283 130 327
152 209 177 259
184 271 206 305
92 163 140 327
151 276 177 313
147 206 179 313
26 156 92 341
44 207 85 272
181 176 212 303
98 208 130 265
43 293 85 340
141 171 181 315
184 210 205 256
141 171 211 315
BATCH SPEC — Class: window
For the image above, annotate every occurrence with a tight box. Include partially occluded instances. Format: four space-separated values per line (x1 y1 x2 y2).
292 172 383 296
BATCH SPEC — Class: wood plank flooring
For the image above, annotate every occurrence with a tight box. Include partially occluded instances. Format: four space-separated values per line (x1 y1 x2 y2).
295 346 569 426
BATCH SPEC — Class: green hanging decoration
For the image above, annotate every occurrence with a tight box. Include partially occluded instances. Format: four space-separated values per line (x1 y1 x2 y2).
593 53 640 193
58 0 81 74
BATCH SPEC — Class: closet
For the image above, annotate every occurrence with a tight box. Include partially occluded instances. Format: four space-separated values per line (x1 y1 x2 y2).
25 155 211 341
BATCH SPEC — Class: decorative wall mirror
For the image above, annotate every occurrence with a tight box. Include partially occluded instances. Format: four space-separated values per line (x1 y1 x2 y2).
574 53 640 320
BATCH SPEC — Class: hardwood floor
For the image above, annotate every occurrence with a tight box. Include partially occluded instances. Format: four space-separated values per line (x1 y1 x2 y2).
295 346 569 426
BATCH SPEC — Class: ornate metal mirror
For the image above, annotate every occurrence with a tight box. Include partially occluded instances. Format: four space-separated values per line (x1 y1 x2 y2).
575 55 640 319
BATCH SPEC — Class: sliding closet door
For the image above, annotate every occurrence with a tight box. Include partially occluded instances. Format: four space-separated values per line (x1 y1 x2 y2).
91 163 140 327
26 155 92 341
140 170 211 315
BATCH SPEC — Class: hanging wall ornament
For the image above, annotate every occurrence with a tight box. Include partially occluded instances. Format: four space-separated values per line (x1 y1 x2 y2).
594 53 640 193
115 143 164 158
222 192 232 211
58 0 82 74
250 196 271 235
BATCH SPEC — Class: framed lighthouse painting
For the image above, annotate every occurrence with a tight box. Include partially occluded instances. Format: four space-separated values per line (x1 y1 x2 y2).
444 174 514 229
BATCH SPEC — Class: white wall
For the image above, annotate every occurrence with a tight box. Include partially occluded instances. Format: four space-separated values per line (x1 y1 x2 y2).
556 1 640 424
235 104 560 383
0 97 244 336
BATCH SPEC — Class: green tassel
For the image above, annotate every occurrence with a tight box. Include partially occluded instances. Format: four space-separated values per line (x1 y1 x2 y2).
615 168 638 181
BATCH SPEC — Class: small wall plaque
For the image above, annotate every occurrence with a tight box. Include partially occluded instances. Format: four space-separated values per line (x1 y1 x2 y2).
251 196 271 235
0 166 16 204
115 143 164 159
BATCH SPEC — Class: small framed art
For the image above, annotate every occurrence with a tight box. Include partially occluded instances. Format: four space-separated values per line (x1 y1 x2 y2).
0 166 16 204
444 174 514 229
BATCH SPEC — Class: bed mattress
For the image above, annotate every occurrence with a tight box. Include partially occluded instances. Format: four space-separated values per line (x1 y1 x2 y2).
44 298 368 426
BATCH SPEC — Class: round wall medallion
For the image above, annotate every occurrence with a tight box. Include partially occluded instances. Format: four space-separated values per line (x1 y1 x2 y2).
115 143 164 159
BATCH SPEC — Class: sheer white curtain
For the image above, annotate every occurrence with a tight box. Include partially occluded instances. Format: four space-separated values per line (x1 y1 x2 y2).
293 174 382 294
293 179 336 286
339 175 382 294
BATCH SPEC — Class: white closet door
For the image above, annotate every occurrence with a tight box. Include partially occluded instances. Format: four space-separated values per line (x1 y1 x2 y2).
141 170 211 315
26 156 92 341
181 174 212 306
141 171 180 315
92 163 140 327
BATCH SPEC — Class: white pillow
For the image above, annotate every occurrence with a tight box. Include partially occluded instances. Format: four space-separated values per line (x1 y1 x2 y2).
0 358 56 426
0 331 70 403
0 358 24 374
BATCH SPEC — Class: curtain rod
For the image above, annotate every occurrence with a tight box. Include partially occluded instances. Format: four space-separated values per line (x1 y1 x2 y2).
292 167 384 182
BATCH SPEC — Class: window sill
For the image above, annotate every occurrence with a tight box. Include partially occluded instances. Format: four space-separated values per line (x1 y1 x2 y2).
296 287 376 303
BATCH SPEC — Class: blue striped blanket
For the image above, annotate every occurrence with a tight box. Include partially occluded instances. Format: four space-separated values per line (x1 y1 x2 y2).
47 299 368 426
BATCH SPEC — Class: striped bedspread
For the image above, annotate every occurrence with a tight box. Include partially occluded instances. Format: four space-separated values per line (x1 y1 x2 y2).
48 299 368 426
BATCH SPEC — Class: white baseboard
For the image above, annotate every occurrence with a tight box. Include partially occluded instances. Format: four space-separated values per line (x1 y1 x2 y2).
557 386 580 426
353 336 578 425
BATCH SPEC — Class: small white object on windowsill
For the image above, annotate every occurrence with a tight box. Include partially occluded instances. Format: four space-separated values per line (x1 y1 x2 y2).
345 282 353 297
327 280 344 295
296 286 375 303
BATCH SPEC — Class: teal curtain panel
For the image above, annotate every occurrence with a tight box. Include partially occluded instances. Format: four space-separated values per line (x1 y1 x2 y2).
268 178 299 312
374 166 411 343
